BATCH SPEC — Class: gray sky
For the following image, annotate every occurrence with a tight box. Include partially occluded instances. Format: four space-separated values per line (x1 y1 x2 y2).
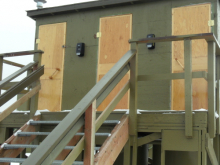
0 0 95 111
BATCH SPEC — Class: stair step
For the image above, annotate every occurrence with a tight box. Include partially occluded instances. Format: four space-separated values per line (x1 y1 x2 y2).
17 132 111 137
29 120 119 125
2 144 101 150
0 158 83 164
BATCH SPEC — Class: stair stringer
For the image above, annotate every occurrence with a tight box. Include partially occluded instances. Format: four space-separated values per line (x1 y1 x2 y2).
0 115 40 165
94 115 129 165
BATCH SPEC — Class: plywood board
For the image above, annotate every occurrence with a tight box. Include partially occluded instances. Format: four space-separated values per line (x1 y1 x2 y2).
172 3 211 110
97 14 132 111
37 23 66 111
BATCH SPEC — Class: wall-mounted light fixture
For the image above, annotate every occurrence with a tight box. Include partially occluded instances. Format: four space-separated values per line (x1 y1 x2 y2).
34 0 47 9
147 34 155 49
76 43 85 56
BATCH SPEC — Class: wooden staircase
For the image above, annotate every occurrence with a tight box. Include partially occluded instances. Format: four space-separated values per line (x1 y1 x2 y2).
0 114 128 165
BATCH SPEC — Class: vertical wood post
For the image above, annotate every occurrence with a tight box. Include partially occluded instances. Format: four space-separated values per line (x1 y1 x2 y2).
208 41 216 138
184 39 193 138
84 102 96 165
129 44 138 165
30 52 42 118
216 56 220 135
123 139 131 165
0 57 3 95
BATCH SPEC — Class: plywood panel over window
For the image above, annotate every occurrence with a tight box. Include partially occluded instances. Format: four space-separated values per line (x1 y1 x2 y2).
37 23 66 112
97 14 132 111
172 4 211 110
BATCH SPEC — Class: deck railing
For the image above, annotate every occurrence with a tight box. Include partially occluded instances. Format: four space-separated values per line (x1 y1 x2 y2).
130 32 220 139
0 50 44 121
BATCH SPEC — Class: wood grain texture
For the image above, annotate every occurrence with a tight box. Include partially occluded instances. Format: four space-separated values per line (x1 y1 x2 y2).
37 23 66 111
84 103 96 165
94 115 129 165
0 115 40 165
97 14 131 111
172 3 211 110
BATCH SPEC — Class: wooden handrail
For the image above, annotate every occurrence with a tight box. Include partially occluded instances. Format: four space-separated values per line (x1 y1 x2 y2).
0 50 44 57
3 60 25 68
22 49 136 165
0 62 38 89
129 33 220 56
0 85 41 122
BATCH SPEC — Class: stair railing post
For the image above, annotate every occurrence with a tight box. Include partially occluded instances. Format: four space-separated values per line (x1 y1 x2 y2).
208 41 216 138
184 39 193 138
0 56 3 94
29 52 42 118
129 44 138 165
84 102 96 165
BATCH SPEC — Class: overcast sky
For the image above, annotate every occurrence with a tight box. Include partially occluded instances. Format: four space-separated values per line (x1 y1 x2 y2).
0 0 95 111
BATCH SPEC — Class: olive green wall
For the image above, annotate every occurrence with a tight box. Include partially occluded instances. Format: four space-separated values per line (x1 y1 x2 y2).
34 0 218 111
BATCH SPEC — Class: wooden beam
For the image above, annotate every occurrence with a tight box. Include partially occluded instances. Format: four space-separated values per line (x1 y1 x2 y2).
137 133 161 146
0 85 41 122
206 134 219 165
0 50 44 57
184 39 193 138
84 103 96 165
129 45 138 165
94 115 129 165
138 71 207 81
208 41 216 138
3 60 25 68
0 115 40 165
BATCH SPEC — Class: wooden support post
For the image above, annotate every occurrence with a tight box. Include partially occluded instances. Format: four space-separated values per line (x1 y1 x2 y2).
208 41 216 138
184 39 193 138
0 57 3 94
123 138 130 165
216 56 220 135
129 44 138 165
84 103 96 165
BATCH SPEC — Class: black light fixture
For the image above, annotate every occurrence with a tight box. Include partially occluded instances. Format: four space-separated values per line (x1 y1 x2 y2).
76 43 85 56
146 34 155 49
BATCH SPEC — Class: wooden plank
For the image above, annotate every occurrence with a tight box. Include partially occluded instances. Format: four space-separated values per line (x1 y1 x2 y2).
0 85 41 122
123 139 130 165
94 115 129 165
138 71 207 81
208 41 216 138
172 3 211 110
184 39 193 137
217 56 220 134
206 134 219 165
62 82 130 164
137 133 161 146
129 44 138 165
37 23 66 112
84 103 96 165
0 115 40 165
0 50 43 57
97 14 132 111
3 60 24 68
